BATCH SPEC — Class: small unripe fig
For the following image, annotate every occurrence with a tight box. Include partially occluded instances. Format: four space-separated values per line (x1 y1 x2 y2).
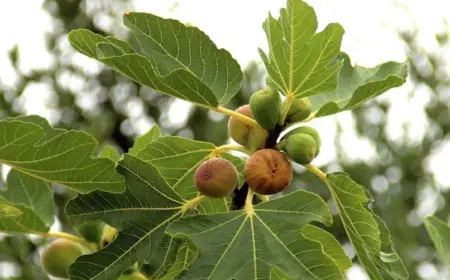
244 149 292 195
102 224 118 247
118 273 146 280
283 126 321 156
76 221 105 245
286 98 312 123
194 157 239 198
41 239 85 278
228 105 269 152
249 88 282 130
282 133 317 164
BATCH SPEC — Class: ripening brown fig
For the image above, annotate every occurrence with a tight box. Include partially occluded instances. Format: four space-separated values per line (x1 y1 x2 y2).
194 157 239 198
227 105 269 152
286 98 312 123
41 239 85 278
244 149 292 195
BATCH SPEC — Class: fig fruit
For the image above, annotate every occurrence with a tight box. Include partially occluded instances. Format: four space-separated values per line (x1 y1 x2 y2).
102 224 118 247
227 105 269 152
244 149 292 195
194 157 239 198
249 88 282 130
286 98 312 123
118 273 146 280
76 221 105 245
281 133 317 165
283 126 321 156
41 239 85 278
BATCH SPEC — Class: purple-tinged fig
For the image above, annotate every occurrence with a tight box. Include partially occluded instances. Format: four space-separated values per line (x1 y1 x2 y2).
227 105 269 152
249 88 282 130
41 239 85 278
244 149 292 195
194 157 239 198
279 133 317 165
286 98 312 123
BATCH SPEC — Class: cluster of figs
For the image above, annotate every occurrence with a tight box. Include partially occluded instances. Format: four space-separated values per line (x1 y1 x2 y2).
195 88 321 197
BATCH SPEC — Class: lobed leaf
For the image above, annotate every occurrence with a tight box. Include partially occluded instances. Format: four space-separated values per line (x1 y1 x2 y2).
128 124 161 156
0 116 125 193
327 172 408 280
98 145 121 163
167 190 346 280
0 170 54 233
310 53 408 117
424 216 450 270
66 154 185 280
259 0 344 98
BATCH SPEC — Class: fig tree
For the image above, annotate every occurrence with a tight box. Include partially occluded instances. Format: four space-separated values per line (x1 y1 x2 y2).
40 239 85 278
244 149 292 195
280 133 317 165
194 157 239 198
286 98 312 123
249 88 282 130
227 105 269 152
282 126 321 156
75 221 105 245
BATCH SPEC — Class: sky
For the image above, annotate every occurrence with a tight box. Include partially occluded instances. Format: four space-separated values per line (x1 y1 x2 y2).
1 0 450 279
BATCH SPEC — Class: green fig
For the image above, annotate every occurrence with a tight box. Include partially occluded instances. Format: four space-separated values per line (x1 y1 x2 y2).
244 149 292 195
102 224 118 247
75 221 105 245
194 157 238 198
118 273 147 280
286 98 312 123
283 133 317 165
227 105 269 152
283 126 321 156
41 239 85 278
249 88 282 130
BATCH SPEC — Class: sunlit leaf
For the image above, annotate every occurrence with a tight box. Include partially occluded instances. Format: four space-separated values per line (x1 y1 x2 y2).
0 170 54 233
424 216 450 269
0 202 22 218
98 145 121 163
0 116 125 193
129 124 161 156
66 154 185 280
327 172 408 280
310 53 408 117
259 0 344 98
167 190 346 279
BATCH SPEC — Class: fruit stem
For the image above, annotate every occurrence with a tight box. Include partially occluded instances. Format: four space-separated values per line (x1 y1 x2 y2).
303 164 327 182
245 189 255 216
211 105 262 128
181 195 207 213
256 194 269 202
213 144 252 156
279 93 294 126
39 231 97 252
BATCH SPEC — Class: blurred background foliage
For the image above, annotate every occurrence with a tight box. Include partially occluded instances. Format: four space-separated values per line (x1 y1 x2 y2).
0 0 449 279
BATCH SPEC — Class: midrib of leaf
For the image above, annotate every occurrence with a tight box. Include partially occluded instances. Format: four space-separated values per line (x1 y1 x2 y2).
207 214 248 279
88 212 182 280
287 8 295 96
250 215 258 279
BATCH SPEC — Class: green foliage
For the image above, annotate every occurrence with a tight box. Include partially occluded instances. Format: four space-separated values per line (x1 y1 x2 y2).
424 216 450 269
128 124 161 156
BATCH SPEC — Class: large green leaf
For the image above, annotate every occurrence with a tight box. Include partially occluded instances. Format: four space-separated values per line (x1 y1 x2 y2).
259 0 344 98
129 124 161 156
167 190 346 280
0 170 54 233
65 154 185 280
310 53 408 117
158 241 198 280
424 216 450 269
137 136 244 213
124 12 243 105
0 116 125 193
327 173 408 280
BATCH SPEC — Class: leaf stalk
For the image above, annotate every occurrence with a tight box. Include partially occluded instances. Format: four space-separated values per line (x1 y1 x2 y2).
213 144 252 157
279 93 295 125
181 195 207 213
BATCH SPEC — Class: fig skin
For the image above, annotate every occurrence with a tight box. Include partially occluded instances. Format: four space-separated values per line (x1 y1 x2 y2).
102 224 118 247
41 239 85 278
194 157 239 198
76 221 105 245
249 88 282 130
286 98 312 123
227 105 269 152
244 149 292 195
118 273 146 280
282 126 321 156
283 133 317 165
